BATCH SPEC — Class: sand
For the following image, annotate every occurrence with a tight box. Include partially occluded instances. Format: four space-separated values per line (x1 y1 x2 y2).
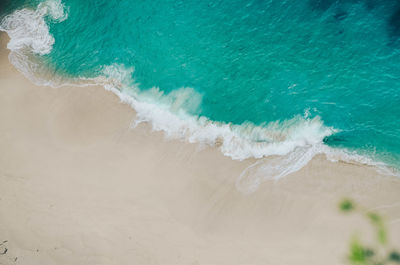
0 32 399 265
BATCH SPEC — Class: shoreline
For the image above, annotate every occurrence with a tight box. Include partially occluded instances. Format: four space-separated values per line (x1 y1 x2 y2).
1 32 400 265
2 3 395 174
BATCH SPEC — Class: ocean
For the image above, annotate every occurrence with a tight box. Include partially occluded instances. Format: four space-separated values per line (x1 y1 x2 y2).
1 0 400 180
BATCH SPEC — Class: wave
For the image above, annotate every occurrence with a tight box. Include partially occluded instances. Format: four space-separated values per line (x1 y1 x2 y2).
236 145 395 193
93 64 335 160
1 0 398 193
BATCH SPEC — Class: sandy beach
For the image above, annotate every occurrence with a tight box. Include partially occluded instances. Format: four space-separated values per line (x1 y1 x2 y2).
0 32 399 265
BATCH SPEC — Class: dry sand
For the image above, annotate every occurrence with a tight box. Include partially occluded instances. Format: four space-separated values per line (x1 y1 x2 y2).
0 32 399 265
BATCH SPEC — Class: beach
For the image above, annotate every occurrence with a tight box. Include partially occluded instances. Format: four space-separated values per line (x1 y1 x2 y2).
0 30 400 265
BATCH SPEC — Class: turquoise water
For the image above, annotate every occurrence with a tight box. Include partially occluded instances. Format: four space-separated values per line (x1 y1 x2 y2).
1 0 400 170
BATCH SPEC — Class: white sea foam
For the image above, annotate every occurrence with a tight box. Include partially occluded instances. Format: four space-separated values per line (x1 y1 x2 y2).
97 64 335 159
236 144 397 193
1 1 398 193
38 0 69 22
0 0 68 85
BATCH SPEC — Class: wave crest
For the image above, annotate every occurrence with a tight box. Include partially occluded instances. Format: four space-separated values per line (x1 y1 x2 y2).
98 64 335 161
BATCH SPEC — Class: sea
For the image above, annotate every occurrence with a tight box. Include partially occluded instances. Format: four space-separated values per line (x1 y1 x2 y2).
1 0 400 182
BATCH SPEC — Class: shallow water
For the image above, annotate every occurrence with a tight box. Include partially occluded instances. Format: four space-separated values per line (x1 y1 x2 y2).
1 0 400 173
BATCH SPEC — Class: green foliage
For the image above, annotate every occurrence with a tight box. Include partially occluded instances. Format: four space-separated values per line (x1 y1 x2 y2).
367 212 387 245
349 238 368 264
389 251 400 263
340 199 355 212
377 228 387 246
367 213 382 224
339 199 399 265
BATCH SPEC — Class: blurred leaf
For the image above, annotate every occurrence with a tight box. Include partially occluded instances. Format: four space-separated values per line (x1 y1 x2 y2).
349 238 369 265
367 213 387 245
389 251 400 263
377 227 387 245
340 199 355 212
364 248 374 258
367 213 382 225
341 199 399 265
